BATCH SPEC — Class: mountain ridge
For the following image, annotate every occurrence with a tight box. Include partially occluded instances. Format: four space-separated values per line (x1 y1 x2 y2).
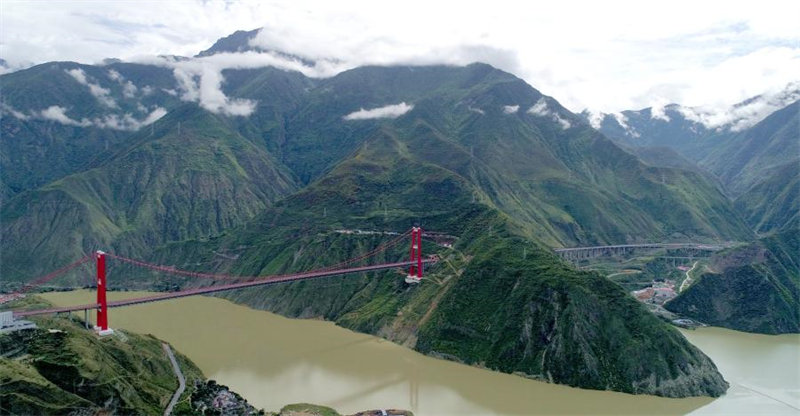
4 29 784 399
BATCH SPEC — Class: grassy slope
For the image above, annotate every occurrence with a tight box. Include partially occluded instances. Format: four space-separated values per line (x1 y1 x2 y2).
0 62 751 397
699 100 800 197
0 62 181 197
1 63 752 286
1 105 298 284
140 130 729 397
0 311 203 415
665 230 800 334
734 160 799 234
249 64 751 247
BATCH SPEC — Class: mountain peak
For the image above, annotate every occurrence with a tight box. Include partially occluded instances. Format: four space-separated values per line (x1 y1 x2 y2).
196 28 315 66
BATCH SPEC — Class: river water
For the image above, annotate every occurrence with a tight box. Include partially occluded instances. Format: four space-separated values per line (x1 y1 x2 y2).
40 291 799 415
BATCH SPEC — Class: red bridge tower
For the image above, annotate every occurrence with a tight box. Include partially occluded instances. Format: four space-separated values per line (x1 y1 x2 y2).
94 251 113 336
405 227 423 284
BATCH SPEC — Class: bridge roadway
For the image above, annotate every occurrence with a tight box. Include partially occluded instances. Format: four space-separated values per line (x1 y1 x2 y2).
13 259 435 318
554 242 725 253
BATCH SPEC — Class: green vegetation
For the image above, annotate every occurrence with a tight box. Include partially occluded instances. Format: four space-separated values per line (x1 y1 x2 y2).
1 104 298 286
0 62 180 198
415 234 728 397
734 160 799 234
130 124 730 397
2 63 753 286
0 311 203 414
1 40 757 399
666 230 800 334
591 94 799 336
699 100 799 197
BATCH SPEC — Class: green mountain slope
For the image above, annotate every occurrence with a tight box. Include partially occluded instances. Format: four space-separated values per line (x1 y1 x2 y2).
0 62 182 198
699 100 800 197
137 126 729 398
665 230 800 334
0 312 204 415
586 105 712 152
734 160 799 234
2 62 752 287
1 105 297 284
590 97 799 200
0 33 750 398
242 64 750 246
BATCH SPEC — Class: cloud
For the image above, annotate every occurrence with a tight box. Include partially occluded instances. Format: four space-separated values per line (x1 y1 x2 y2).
584 110 604 130
343 102 414 120
3 104 167 131
141 107 168 125
503 105 519 114
171 62 256 116
612 112 639 138
107 69 122 81
40 105 91 126
107 69 139 98
66 68 118 108
527 98 572 129
528 99 549 117
91 108 167 130
649 99 671 121
122 81 138 98
678 82 800 131
133 50 348 116
1 103 30 120
467 106 485 115
1 1 799 116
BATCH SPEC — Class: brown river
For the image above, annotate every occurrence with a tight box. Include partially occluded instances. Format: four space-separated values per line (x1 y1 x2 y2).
41 291 799 415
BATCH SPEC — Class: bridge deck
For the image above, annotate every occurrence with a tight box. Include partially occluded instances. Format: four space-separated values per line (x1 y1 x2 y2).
554 243 726 253
13 259 435 318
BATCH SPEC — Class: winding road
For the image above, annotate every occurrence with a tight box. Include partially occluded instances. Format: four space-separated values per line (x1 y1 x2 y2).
679 261 700 293
163 343 186 416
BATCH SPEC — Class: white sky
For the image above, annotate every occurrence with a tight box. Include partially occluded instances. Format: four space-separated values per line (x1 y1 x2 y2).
1 0 799 114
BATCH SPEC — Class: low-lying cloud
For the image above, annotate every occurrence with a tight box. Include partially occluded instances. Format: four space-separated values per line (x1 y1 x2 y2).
343 102 414 120
66 68 118 108
133 51 350 117
107 69 139 98
527 98 571 130
503 105 519 114
40 105 90 126
678 83 800 131
3 104 167 131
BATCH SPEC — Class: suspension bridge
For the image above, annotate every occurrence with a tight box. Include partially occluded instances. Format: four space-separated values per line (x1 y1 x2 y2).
2 227 436 335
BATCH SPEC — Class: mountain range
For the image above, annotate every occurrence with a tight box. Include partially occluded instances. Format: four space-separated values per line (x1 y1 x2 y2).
1 28 797 397
587 90 799 234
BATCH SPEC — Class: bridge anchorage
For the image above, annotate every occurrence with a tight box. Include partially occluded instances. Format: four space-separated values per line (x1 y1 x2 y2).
8 227 434 333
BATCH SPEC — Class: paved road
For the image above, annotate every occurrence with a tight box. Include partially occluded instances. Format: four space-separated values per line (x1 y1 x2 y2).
162 343 186 416
679 261 700 293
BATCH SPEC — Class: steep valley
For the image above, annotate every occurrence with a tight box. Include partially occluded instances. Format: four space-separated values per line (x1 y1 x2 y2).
2 28 797 407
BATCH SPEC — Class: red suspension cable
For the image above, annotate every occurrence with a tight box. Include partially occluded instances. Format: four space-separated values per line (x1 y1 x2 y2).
318 229 412 272
107 228 414 281
0 254 93 301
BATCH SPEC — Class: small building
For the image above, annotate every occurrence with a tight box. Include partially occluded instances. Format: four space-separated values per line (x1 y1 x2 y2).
0 311 37 334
